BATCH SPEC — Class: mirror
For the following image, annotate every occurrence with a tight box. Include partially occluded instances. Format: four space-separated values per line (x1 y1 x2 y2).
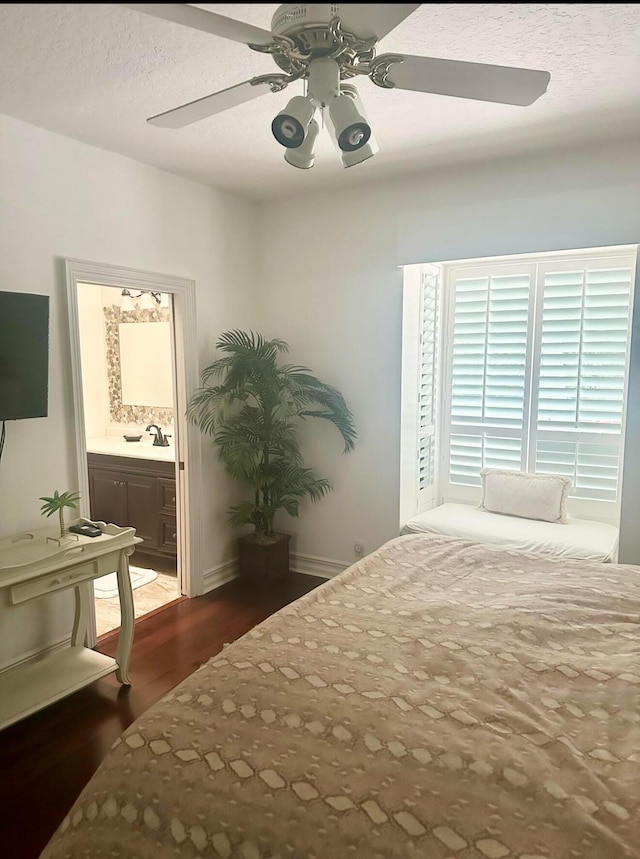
103 304 175 426
119 321 173 407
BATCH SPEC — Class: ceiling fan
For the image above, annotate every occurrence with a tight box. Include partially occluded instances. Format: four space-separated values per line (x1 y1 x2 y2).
123 3 551 169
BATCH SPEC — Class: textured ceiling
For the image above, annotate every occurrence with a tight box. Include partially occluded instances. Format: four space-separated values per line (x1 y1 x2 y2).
1 3 639 200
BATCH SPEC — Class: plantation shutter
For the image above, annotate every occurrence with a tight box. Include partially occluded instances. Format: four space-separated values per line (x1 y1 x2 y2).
447 266 533 486
418 265 440 497
531 259 634 502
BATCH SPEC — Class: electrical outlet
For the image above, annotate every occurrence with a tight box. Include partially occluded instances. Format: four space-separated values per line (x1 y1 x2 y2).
354 542 364 557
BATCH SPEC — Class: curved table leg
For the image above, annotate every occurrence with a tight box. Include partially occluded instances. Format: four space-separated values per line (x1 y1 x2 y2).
71 581 91 647
115 547 136 685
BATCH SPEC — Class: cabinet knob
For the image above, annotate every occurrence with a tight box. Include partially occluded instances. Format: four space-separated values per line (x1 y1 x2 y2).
172 533 177 540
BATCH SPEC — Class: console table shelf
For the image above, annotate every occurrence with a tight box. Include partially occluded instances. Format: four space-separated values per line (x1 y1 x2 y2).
0 649 117 728
0 521 141 731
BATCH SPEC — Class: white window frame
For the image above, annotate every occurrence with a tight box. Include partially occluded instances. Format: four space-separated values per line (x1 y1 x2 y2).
400 265 427 524
400 245 638 525
437 246 637 523
400 262 444 525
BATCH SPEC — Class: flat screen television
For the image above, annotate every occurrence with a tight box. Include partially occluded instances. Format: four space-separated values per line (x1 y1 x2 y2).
0 291 50 421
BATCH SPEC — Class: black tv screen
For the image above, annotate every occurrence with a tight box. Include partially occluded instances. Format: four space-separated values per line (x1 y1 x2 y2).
0 291 50 421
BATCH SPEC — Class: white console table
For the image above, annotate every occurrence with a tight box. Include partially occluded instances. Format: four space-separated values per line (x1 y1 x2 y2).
0 520 142 730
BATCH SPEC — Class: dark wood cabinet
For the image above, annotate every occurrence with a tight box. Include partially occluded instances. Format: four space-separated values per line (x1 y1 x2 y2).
157 476 177 553
87 454 177 557
88 469 127 531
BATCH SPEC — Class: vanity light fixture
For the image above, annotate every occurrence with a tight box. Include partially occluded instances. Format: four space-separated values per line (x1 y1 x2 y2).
120 289 162 310
120 289 136 311
138 292 157 310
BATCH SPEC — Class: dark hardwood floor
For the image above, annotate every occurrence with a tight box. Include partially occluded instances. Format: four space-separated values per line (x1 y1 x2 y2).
0 572 325 859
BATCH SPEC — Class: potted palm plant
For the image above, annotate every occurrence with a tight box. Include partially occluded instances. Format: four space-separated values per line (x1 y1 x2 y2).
187 330 356 585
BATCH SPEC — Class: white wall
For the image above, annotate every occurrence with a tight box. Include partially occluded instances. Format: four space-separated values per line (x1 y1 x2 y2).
0 114 258 670
257 137 640 566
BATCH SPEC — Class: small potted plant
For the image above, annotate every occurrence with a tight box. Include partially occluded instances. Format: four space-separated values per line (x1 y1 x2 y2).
187 330 356 585
40 489 81 541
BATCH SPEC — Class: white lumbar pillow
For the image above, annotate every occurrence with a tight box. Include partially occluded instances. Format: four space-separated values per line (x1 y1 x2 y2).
479 468 572 524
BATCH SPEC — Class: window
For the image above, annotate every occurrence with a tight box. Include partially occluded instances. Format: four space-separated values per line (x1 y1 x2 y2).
445 263 533 490
402 247 637 524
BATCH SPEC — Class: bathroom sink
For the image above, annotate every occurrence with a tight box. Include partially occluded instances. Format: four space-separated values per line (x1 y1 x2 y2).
85 436 175 461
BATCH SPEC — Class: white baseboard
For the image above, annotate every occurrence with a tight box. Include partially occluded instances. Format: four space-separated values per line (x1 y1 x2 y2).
202 558 238 594
201 553 348 591
290 552 349 579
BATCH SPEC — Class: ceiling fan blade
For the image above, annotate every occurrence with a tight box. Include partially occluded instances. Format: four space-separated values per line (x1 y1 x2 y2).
122 4 274 46
381 54 550 106
338 4 421 40
148 79 274 128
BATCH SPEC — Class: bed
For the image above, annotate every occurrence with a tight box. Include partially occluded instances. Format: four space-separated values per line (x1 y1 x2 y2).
41 533 640 859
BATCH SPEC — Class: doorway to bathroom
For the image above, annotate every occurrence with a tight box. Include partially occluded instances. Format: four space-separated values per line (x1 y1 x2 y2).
66 259 202 647
77 283 180 636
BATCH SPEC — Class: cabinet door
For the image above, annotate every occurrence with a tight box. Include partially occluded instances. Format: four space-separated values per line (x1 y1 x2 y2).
159 515 178 554
89 469 127 527
124 474 159 549
158 478 177 514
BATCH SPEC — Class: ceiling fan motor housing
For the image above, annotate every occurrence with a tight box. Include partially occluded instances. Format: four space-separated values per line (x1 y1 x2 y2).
267 4 378 77
271 4 344 38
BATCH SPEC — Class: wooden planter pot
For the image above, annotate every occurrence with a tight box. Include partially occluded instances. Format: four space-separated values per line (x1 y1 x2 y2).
238 533 291 587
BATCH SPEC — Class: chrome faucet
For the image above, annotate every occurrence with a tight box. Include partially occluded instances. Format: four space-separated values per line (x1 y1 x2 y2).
146 424 171 447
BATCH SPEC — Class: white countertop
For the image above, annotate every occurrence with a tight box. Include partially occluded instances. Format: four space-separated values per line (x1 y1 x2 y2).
86 435 175 462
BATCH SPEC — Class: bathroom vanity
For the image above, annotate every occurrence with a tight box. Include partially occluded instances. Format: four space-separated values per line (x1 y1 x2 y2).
87 452 177 558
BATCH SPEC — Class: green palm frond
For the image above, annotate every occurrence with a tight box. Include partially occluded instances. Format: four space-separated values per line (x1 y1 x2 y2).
218 329 289 357
39 489 81 516
283 370 356 451
186 330 356 539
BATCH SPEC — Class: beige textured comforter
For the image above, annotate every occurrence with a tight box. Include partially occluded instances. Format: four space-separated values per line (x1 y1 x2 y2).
42 534 640 858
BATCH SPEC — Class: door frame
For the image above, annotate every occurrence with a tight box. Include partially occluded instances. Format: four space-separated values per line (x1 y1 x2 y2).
65 258 202 645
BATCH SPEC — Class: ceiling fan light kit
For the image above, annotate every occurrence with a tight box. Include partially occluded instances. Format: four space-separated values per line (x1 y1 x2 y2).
124 3 551 171
329 87 372 152
271 56 374 166
284 117 320 169
272 94 316 148
328 85 379 168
